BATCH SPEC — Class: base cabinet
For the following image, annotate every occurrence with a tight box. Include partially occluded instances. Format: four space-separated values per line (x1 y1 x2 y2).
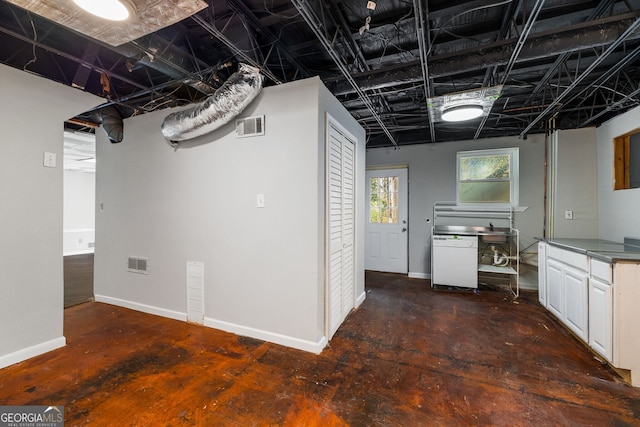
588 277 612 362
541 242 640 387
563 265 588 341
546 259 564 319
544 258 588 341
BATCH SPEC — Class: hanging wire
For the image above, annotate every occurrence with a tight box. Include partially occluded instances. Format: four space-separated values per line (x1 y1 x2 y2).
23 13 38 70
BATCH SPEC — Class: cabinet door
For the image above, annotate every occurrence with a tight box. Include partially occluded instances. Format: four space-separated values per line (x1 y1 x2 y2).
546 258 564 319
564 265 589 341
589 277 612 362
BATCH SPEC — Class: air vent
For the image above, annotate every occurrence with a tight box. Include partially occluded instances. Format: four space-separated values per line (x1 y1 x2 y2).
236 115 265 138
127 256 149 274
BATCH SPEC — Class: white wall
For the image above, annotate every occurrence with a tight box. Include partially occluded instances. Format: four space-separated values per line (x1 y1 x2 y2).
0 64 101 368
366 134 545 280
63 170 96 255
94 77 365 353
551 128 598 238
597 106 640 241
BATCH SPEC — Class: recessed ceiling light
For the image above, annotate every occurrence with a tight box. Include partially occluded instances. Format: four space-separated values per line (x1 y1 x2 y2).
441 105 484 122
73 0 136 21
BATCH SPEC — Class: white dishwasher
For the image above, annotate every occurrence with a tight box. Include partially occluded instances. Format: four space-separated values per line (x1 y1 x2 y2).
432 235 478 288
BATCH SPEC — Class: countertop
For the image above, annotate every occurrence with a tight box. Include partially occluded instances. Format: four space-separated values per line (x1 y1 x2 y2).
545 238 640 262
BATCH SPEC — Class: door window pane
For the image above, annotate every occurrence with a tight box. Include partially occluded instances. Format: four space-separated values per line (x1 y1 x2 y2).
370 176 399 223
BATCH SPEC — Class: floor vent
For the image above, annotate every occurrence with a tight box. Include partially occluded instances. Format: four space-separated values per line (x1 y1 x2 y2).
128 256 149 274
236 115 265 138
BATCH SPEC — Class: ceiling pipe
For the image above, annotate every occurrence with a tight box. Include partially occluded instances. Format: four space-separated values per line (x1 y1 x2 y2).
328 12 640 97
0 23 162 97
289 0 397 147
524 0 614 106
226 0 310 80
412 0 436 143
563 43 640 116
325 0 398 131
474 0 522 138
192 14 282 85
520 17 640 137
580 85 640 127
474 0 545 139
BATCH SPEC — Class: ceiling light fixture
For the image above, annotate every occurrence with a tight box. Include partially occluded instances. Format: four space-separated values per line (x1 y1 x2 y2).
428 86 502 123
441 105 484 122
73 0 136 21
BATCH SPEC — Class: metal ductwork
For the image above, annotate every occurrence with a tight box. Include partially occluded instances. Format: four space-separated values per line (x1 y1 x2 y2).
160 63 264 143
99 106 124 143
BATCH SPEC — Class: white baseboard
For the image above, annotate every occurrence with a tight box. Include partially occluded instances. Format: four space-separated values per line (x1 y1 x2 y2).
94 295 187 322
355 291 366 307
205 317 328 354
409 272 430 279
0 337 66 370
93 296 329 354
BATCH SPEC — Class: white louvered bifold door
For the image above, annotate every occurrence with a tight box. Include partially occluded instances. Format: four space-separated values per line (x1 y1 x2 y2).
328 121 356 339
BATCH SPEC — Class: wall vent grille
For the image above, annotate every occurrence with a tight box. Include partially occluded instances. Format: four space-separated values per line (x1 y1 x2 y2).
236 115 265 138
128 256 149 274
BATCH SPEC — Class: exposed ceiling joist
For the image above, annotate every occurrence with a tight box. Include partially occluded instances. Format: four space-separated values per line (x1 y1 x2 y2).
1 0 640 147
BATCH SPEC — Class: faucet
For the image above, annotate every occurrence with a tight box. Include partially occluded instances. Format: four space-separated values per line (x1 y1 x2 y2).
489 222 494 232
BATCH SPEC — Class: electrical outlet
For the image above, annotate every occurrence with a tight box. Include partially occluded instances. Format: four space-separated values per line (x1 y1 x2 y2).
564 210 573 220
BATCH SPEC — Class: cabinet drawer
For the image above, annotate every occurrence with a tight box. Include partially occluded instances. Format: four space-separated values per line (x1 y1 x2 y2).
547 245 588 271
590 259 612 282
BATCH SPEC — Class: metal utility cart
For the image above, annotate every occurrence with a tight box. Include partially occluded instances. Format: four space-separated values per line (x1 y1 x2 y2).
431 202 520 297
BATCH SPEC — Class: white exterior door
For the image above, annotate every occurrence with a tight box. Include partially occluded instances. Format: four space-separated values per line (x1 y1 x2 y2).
365 168 408 274
327 119 356 339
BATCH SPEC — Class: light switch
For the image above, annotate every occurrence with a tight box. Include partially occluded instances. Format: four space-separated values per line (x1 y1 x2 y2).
43 152 57 168
564 210 573 220
256 193 265 208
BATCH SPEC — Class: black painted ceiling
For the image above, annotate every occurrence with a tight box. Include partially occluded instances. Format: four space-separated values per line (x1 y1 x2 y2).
1 0 640 147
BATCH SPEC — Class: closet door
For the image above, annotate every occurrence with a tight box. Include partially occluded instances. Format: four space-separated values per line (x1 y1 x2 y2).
327 119 356 339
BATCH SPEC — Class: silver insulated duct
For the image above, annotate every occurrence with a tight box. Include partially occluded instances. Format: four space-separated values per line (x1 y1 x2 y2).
161 63 264 142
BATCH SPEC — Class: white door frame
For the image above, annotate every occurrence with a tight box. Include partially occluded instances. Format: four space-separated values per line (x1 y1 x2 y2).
365 166 409 274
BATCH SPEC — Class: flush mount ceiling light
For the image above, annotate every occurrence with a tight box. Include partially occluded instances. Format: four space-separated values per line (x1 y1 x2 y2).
6 0 208 46
441 105 484 122
73 0 136 21
427 85 503 123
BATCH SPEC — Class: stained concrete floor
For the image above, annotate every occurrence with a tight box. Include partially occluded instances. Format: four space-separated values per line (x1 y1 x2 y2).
1 271 639 425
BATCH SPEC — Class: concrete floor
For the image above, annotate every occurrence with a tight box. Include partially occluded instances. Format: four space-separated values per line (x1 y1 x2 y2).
1 271 639 425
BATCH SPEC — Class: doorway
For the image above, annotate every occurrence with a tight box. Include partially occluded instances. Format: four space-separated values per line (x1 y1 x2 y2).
365 167 408 274
63 129 96 307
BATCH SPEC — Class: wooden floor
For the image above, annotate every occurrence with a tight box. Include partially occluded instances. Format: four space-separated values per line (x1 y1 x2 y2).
2 272 640 426
64 253 94 308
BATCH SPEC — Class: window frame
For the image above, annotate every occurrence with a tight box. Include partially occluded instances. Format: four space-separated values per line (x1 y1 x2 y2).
456 147 519 208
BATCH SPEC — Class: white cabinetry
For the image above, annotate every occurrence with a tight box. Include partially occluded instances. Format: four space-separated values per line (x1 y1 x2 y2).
546 258 564 318
563 265 588 341
588 276 612 362
541 242 640 386
543 248 588 341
